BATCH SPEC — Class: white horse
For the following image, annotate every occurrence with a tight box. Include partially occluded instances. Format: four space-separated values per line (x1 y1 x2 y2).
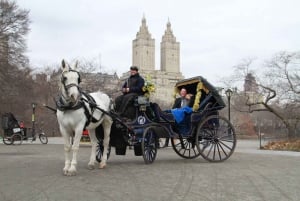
56 60 113 176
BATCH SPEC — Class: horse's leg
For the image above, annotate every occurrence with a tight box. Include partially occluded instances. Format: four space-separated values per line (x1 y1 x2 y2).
60 128 72 175
99 117 112 169
87 129 97 169
67 127 83 176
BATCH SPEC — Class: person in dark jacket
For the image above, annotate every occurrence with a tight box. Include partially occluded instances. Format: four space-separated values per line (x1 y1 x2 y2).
163 88 194 147
115 66 145 117
172 88 194 109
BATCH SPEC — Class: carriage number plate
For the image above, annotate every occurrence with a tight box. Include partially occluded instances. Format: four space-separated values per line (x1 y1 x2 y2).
13 128 21 133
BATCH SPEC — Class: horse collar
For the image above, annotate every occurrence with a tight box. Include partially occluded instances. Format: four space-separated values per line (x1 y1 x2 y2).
56 94 83 111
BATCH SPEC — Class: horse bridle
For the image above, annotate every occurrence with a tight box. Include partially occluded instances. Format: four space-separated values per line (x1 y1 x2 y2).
60 69 81 103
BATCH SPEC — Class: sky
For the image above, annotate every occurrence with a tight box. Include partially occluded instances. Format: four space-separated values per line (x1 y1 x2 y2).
17 0 300 85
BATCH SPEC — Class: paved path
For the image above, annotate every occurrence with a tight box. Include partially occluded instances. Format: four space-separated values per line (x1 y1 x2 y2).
0 138 300 201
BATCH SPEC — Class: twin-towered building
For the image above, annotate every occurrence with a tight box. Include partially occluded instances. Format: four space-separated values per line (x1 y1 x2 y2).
121 16 184 106
132 16 181 74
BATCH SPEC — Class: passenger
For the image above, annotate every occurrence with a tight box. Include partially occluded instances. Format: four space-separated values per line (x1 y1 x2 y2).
163 88 194 147
115 66 145 117
172 88 194 109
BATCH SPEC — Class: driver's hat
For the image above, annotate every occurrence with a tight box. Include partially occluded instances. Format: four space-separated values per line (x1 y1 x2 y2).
130 66 139 71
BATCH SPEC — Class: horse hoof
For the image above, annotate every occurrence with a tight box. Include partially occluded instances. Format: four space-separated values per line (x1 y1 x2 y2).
63 168 70 176
63 166 77 176
99 163 106 169
88 163 95 170
65 170 77 176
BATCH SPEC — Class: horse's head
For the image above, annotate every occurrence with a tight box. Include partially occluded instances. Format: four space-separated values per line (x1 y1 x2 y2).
60 59 81 104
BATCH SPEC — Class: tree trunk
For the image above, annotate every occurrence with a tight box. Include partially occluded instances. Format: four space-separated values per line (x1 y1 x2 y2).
287 126 296 139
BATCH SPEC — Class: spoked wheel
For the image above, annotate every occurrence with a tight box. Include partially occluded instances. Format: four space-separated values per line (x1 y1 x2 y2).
195 115 236 162
39 133 48 144
141 126 158 164
12 133 23 145
3 135 13 145
96 139 111 163
171 136 201 159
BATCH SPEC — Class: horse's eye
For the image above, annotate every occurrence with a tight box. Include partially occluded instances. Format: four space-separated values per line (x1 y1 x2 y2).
61 76 67 83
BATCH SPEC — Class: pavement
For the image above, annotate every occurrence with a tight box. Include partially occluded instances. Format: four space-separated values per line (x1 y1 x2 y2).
0 137 300 201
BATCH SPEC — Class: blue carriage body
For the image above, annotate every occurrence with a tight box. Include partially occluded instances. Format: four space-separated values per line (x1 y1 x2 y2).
96 76 236 163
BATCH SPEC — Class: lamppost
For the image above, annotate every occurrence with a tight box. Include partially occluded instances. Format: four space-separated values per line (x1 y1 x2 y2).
225 89 233 122
32 103 36 140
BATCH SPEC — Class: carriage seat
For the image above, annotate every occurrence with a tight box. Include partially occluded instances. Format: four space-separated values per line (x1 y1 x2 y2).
149 103 175 122
149 103 192 135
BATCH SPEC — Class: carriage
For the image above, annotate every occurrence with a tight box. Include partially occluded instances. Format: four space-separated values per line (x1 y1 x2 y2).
95 76 236 164
57 60 237 175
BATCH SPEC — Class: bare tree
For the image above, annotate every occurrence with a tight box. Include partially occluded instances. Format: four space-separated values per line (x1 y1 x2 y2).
0 0 32 117
232 51 300 138
0 0 30 67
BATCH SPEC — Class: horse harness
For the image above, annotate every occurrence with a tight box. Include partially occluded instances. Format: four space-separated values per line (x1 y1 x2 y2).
56 91 112 128
57 68 110 128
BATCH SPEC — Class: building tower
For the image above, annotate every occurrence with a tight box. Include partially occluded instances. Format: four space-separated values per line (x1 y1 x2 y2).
123 16 183 106
132 16 155 71
244 73 258 92
160 20 180 73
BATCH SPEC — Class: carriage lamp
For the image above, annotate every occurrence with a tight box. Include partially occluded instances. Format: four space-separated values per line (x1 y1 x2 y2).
225 89 233 122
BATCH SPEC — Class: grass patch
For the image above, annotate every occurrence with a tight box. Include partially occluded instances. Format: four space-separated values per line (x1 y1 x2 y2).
262 140 300 152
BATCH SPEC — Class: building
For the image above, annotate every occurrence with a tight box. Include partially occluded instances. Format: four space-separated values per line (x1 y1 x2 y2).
121 16 184 107
244 73 258 93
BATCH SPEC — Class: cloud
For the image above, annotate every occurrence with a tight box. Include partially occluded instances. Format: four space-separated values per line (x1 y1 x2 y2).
18 0 300 84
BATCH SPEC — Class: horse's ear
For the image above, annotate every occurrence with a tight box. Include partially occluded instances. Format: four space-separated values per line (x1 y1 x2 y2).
61 59 69 71
62 60 66 68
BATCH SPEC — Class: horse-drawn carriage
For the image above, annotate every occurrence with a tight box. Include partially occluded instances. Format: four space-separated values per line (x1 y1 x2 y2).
95 76 236 164
57 60 236 176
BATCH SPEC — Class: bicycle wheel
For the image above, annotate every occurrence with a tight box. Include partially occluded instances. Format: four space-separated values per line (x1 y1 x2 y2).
195 115 236 162
12 133 23 145
39 133 48 144
3 135 13 145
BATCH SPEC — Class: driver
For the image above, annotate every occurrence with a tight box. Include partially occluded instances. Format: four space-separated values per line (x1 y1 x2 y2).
115 66 145 117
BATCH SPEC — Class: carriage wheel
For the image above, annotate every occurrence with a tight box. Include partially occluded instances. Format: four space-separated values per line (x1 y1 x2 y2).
96 138 111 163
195 115 236 162
12 133 23 145
3 135 13 145
171 136 201 159
39 133 48 144
141 127 157 164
